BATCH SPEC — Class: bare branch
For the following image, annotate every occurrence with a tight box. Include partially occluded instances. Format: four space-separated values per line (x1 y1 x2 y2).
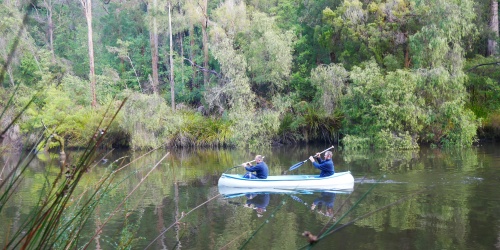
183 57 221 78
466 61 500 72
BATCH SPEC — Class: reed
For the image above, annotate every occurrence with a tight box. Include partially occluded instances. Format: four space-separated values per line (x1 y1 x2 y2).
0 90 170 249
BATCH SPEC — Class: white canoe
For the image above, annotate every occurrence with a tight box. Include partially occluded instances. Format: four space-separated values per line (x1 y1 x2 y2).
217 171 354 192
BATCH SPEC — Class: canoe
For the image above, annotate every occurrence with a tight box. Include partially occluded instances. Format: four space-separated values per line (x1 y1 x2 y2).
217 171 354 192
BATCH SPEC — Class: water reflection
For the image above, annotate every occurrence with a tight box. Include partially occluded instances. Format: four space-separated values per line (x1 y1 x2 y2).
310 192 336 217
219 185 350 221
243 193 270 217
2 144 500 249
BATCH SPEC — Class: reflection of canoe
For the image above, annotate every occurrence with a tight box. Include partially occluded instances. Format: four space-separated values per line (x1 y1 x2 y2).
217 171 354 193
218 185 353 198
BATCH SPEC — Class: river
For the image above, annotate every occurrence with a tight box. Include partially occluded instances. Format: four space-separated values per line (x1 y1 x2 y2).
1 143 499 249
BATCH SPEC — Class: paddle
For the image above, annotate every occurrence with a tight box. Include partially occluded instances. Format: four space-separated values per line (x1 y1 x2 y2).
288 146 334 171
223 156 265 173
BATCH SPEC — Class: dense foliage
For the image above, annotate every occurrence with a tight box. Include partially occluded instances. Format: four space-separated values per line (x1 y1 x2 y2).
1 0 499 150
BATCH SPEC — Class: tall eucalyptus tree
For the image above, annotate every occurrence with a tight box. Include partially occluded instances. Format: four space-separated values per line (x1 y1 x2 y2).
168 1 175 110
183 0 204 88
79 0 96 107
488 0 499 56
36 0 56 60
148 0 160 94
201 0 209 86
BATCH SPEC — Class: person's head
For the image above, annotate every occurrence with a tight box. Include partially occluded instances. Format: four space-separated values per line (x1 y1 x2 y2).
255 155 263 163
326 207 334 217
324 151 333 159
256 207 266 217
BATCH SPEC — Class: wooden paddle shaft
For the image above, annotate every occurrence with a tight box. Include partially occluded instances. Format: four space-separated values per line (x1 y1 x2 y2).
314 146 334 157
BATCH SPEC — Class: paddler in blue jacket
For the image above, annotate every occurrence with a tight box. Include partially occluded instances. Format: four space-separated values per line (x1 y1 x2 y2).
308 151 334 177
242 155 268 179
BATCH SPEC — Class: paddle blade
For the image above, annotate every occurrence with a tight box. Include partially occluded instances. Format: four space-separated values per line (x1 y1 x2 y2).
289 161 305 171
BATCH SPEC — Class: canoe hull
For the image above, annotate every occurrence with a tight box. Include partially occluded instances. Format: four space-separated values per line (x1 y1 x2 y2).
217 171 354 191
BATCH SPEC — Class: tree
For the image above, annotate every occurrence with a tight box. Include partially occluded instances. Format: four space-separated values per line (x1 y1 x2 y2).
34 0 56 61
310 64 348 114
107 39 142 91
168 1 175 110
149 0 160 94
241 12 294 99
410 0 476 72
201 0 209 86
321 0 416 70
79 0 96 107
488 0 499 56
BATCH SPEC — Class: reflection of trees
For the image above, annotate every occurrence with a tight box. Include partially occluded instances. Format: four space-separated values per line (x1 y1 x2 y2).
331 147 482 249
340 147 479 174
2 145 498 249
341 149 420 173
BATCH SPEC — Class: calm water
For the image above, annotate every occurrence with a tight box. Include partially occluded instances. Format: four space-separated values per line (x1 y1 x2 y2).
1 143 500 249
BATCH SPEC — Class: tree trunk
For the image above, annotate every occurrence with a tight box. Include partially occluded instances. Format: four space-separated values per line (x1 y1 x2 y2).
488 0 499 56
404 32 411 68
179 31 184 89
150 0 159 94
169 1 175 110
45 0 55 61
201 0 209 86
80 0 96 108
189 22 197 89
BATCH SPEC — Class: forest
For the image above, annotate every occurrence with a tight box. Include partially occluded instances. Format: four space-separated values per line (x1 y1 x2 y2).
1 0 500 150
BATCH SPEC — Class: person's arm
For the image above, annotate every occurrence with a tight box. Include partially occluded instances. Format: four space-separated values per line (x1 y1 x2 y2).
245 163 261 172
313 152 324 163
308 156 315 163
312 161 330 171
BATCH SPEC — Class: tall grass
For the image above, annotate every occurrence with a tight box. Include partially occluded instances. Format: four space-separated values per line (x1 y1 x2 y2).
0 90 170 249
278 102 341 145
120 92 233 149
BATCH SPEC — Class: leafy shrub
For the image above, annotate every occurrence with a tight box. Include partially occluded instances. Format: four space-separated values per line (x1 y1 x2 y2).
480 111 500 139
341 134 371 150
373 130 419 150
169 111 233 147
120 92 170 150
18 84 125 150
340 60 478 148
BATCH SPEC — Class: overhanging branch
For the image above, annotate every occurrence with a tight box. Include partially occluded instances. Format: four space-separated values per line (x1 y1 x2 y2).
183 57 221 78
466 61 500 72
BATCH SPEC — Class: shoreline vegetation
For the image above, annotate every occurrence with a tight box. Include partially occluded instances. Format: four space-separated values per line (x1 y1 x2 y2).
1 0 499 153
2 1 499 248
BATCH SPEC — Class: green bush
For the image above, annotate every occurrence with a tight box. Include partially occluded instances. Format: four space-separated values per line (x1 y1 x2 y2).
120 92 235 149
19 85 125 150
277 101 340 144
341 134 371 150
373 130 419 150
120 92 170 150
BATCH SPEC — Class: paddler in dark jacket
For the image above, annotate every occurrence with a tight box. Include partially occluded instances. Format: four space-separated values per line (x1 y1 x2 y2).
308 151 334 177
242 155 268 179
